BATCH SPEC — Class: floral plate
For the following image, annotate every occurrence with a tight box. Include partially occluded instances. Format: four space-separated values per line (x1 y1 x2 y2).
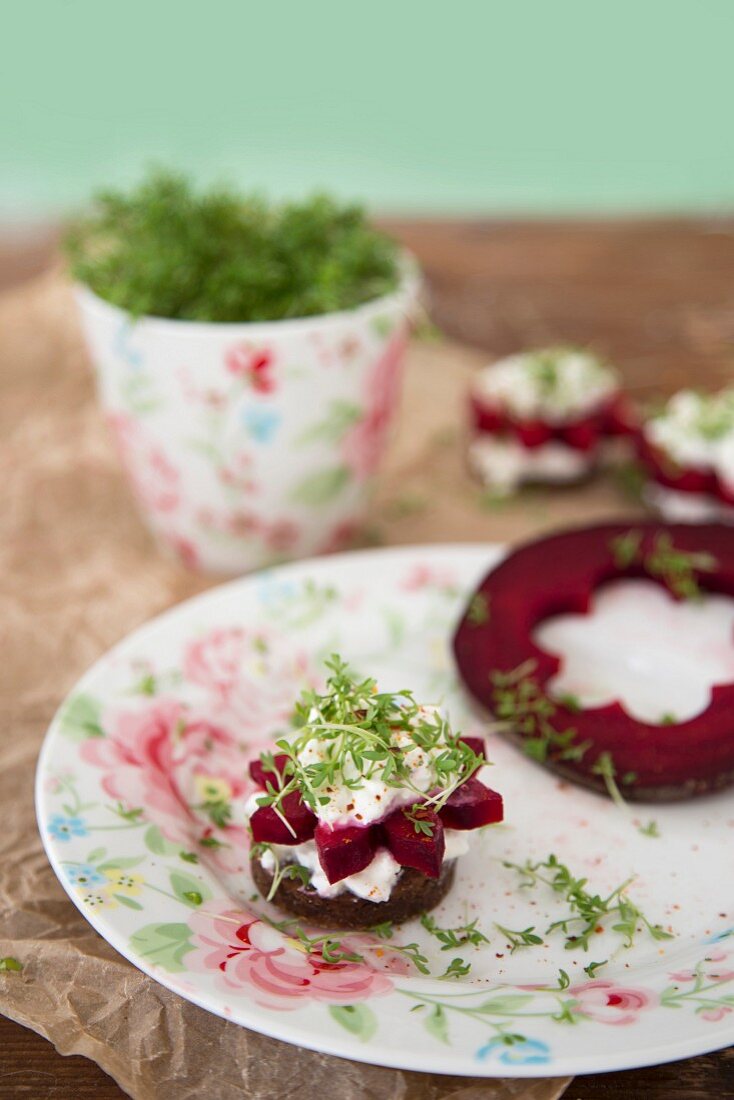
36 545 734 1078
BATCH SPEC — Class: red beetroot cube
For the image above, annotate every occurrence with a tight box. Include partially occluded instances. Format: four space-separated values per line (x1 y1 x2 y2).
250 790 316 845
562 420 598 452
315 823 377 884
459 735 486 759
439 777 503 830
515 420 552 449
383 807 445 878
249 752 290 789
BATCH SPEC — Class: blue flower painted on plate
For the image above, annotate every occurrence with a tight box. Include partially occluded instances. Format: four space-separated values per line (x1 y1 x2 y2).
64 863 106 888
242 406 280 443
256 576 297 607
477 1036 551 1066
705 927 734 944
48 814 89 842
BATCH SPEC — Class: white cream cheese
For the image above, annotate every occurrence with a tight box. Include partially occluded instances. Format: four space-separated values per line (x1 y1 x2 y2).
643 483 734 524
644 389 734 496
295 703 451 828
473 348 618 424
260 830 473 901
469 436 592 493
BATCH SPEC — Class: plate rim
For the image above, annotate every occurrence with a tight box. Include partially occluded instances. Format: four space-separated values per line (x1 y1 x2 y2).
35 541 734 1078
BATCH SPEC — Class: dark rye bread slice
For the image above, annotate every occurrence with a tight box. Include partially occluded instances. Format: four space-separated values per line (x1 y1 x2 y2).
251 856 456 929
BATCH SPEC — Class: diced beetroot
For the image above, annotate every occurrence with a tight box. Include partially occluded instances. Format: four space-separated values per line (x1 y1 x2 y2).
439 777 504 830
470 397 504 434
458 735 486 776
315 823 377 884
459 734 486 759
250 790 316 845
561 420 598 452
515 420 552 449
383 807 445 878
249 752 290 789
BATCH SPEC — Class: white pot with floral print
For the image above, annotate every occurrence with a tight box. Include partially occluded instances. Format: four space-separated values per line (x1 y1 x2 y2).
74 264 420 574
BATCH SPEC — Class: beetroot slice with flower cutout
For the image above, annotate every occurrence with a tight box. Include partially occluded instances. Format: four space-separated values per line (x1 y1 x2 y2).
453 522 734 801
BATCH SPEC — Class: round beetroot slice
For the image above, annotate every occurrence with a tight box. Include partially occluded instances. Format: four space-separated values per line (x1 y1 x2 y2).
453 522 734 801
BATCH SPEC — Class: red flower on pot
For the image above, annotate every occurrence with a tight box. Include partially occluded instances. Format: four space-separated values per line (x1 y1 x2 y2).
225 345 275 394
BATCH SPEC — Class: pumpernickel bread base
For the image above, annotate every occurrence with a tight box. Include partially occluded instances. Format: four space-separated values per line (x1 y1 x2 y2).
251 856 456 928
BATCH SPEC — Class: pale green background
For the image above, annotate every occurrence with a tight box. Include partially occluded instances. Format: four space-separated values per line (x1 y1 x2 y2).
3 0 734 221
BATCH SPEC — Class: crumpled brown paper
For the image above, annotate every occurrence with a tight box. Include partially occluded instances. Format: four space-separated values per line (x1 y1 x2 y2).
0 272 642 1099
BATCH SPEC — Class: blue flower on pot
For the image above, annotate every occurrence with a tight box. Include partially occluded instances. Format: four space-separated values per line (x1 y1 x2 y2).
242 406 280 443
477 1035 551 1066
48 814 89 842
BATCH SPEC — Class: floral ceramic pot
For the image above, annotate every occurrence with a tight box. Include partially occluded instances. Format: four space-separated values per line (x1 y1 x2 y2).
75 263 420 574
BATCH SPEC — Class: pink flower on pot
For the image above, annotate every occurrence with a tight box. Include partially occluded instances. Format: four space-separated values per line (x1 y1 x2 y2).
165 534 200 571
318 520 361 555
218 450 257 493
570 980 655 1025
341 333 406 481
187 904 407 1010
263 519 300 553
225 345 275 394
80 698 247 855
107 412 180 515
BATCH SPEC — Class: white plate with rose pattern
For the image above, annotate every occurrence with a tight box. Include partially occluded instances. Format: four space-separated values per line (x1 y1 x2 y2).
36 544 734 1077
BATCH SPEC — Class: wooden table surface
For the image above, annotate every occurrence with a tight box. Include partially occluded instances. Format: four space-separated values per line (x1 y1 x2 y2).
2 218 734 1099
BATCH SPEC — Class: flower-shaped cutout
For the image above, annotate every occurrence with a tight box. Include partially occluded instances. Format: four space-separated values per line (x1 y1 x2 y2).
535 578 734 724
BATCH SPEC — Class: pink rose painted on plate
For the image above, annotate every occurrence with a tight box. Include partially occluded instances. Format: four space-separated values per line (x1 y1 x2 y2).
183 627 314 732
570 980 655 1025
187 904 409 1010
80 698 250 861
